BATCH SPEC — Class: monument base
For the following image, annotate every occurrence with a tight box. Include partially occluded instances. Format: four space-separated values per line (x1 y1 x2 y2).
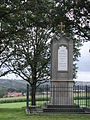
50 81 74 105
43 80 85 113
43 104 85 113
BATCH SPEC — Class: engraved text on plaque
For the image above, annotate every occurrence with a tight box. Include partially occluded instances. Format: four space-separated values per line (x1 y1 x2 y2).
58 46 68 71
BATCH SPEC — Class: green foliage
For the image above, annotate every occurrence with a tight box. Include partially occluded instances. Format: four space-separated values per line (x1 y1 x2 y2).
0 96 48 104
73 37 83 78
74 96 90 100
0 0 89 79
0 87 7 98
0 0 90 105
0 97 26 104
0 79 27 93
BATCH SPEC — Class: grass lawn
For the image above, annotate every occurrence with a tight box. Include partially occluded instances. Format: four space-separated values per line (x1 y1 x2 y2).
0 101 47 108
0 108 90 120
0 102 26 108
74 99 90 107
0 97 90 120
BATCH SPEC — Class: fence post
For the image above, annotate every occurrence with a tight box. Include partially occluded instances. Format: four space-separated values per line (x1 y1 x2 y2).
53 85 55 105
26 84 29 111
78 85 79 106
47 85 48 104
43 85 44 103
86 85 87 108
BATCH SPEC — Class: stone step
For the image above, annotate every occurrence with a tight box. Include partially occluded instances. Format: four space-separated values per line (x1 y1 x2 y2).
43 108 85 113
47 105 79 108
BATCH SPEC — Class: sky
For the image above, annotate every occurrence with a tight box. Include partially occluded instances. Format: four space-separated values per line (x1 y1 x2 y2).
77 41 90 71
1 41 90 82
75 41 90 82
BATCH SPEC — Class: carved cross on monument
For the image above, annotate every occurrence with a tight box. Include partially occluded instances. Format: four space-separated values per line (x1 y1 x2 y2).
58 22 65 32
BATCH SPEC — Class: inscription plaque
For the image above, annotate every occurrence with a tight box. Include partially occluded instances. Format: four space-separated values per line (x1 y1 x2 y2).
58 46 68 71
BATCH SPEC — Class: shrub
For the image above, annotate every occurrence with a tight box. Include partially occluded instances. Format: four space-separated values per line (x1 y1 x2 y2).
0 96 49 104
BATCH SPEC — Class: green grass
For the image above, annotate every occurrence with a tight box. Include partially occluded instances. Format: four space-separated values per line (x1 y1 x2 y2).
0 101 47 108
0 102 26 108
0 108 90 120
0 96 90 108
0 100 89 109
74 99 90 107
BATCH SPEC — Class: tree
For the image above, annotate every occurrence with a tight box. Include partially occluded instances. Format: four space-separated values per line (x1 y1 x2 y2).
0 0 90 105
0 0 54 105
0 0 27 76
0 87 7 98
54 0 90 78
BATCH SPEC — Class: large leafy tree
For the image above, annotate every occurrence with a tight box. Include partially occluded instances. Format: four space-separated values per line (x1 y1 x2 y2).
54 0 90 78
0 0 54 105
0 0 27 76
0 0 90 105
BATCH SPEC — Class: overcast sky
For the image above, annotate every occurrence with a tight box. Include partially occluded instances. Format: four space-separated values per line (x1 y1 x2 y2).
76 41 90 81
78 41 90 71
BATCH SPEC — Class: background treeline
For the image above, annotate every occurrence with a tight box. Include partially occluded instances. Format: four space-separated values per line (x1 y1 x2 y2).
0 79 90 98
0 79 28 98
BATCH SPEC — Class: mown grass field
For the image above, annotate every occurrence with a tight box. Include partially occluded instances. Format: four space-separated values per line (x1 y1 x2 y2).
0 108 90 120
0 96 90 108
0 102 26 108
0 97 90 120
0 101 47 108
0 100 90 109
74 99 90 107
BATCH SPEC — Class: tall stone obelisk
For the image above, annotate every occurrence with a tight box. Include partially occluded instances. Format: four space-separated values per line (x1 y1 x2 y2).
50 35 74 105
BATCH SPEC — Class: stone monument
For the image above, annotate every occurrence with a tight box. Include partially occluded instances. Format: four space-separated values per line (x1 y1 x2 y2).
43 22 85 113
50 35 74 105
49 22 74 105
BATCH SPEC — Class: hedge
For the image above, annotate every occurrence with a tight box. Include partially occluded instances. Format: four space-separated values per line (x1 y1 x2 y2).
0 97 49 104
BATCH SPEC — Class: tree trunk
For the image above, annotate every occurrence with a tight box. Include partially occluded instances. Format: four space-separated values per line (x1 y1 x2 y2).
31 83 36 106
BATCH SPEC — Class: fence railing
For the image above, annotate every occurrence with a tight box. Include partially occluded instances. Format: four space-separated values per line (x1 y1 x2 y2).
27 85 90 108
73 85 90 108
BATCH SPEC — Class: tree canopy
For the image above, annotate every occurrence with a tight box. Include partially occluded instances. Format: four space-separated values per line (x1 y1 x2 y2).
0 0 90 105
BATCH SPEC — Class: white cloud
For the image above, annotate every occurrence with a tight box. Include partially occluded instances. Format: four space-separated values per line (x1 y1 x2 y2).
75 41 90 82
74 71 90 82
0 73 22 80
78 41 90 71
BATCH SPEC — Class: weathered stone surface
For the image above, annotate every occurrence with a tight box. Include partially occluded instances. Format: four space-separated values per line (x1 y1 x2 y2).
50 81 74 105
50 36 74 105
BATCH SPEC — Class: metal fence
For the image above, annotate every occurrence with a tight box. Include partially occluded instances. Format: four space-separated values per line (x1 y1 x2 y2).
27 85 90 108
73 85 90 108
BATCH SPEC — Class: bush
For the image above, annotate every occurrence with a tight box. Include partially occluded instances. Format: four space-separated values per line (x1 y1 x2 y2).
74 96 90 100
0 87 8 98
